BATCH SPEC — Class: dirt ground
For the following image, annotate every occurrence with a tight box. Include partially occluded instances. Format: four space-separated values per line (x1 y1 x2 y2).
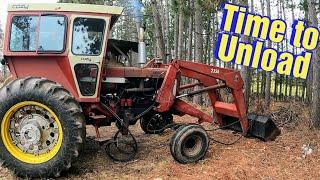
1 102 320 179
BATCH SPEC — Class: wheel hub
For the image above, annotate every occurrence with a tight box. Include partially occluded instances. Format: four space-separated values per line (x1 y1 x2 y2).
20 123 41 144
9 105 60 155
182 135 203 157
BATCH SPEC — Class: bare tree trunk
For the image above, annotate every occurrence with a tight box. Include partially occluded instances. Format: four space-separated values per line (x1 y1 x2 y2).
165 0 170 61
259 0 266 99
304 5 313 103
280 75 284 100
285 76 288 98
274 73 278 100
256 70 260 96
204 14 212 65
264 0 271 108
289 1 296 100
204 13 212 106
308 0 320 127
174 5 179 59
151 0 166 63
211 8 217 66
193 0 203 104
295 80 299 99
239 0 251 107
281 0 289 100
289 1 299 100
274 0 281 100
289 77 293 97
302 80 306 101
159 0 165 38
187 0 194 61
251 0 263 98
177 0 184 59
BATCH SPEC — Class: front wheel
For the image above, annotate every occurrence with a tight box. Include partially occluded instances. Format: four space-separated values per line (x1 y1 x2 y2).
170 124 209 164
0 77 86 178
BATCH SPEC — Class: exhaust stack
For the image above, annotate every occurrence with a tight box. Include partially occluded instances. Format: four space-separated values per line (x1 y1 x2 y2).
138 27 146 67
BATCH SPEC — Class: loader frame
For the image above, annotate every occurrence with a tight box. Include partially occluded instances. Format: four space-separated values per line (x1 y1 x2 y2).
154 60 249 134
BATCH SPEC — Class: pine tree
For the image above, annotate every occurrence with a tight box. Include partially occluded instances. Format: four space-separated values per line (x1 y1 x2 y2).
177 0 185 60
308 0 320 128
192 0 203 104
187 0 194 61
151 0 166 62
238 0 251 107
264 0 272 108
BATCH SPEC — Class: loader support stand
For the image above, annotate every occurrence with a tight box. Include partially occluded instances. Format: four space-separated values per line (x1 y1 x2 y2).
231 89 249 133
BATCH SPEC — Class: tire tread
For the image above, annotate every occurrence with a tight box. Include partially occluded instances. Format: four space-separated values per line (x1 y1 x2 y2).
0 77 86 178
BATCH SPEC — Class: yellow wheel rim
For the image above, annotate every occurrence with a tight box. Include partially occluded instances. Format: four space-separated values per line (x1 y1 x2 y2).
1 101 63 164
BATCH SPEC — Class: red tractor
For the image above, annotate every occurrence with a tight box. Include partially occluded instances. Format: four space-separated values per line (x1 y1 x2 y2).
0 3 280 178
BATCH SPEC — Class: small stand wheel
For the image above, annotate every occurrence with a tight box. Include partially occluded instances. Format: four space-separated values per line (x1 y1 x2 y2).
170 124 209 164
105 130 138 162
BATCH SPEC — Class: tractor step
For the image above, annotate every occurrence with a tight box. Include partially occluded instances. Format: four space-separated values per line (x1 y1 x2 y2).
90 115 106 120
223 114 281 141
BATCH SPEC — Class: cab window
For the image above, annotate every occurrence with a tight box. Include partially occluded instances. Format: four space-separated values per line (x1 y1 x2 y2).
38 16 66 52
10 16 38 51
10 15 67 52
72 18 105 56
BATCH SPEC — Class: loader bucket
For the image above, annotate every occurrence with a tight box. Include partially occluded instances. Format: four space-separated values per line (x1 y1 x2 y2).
247 114 281 141
222 114 281 141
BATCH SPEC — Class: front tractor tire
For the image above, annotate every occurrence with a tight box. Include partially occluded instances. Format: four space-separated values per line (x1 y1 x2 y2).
0 77 86 178
170 124 209 164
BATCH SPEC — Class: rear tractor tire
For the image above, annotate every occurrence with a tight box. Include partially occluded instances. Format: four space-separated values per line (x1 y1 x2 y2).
0 77 86 178
170 124 209 164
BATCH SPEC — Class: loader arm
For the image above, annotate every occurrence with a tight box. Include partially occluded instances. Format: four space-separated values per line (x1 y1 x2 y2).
155 60 249 134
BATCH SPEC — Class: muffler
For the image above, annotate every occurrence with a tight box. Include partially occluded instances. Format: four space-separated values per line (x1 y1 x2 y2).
222 114 281 141
138 27 147 67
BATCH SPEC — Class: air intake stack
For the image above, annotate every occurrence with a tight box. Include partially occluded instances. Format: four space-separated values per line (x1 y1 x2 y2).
138 27 147 67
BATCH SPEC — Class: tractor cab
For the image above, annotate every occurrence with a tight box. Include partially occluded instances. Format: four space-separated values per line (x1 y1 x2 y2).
3 3 124 101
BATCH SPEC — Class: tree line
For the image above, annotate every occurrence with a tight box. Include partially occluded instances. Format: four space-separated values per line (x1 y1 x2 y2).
141 0 320 127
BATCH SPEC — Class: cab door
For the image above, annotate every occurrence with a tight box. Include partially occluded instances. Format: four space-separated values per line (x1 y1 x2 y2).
68 15 110 101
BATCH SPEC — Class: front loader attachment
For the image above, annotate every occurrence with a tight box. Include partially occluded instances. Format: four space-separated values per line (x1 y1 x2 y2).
154 60 281 141
223 114 281 141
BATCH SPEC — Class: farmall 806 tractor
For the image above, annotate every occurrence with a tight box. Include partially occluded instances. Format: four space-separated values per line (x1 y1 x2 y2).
0 3 280 178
